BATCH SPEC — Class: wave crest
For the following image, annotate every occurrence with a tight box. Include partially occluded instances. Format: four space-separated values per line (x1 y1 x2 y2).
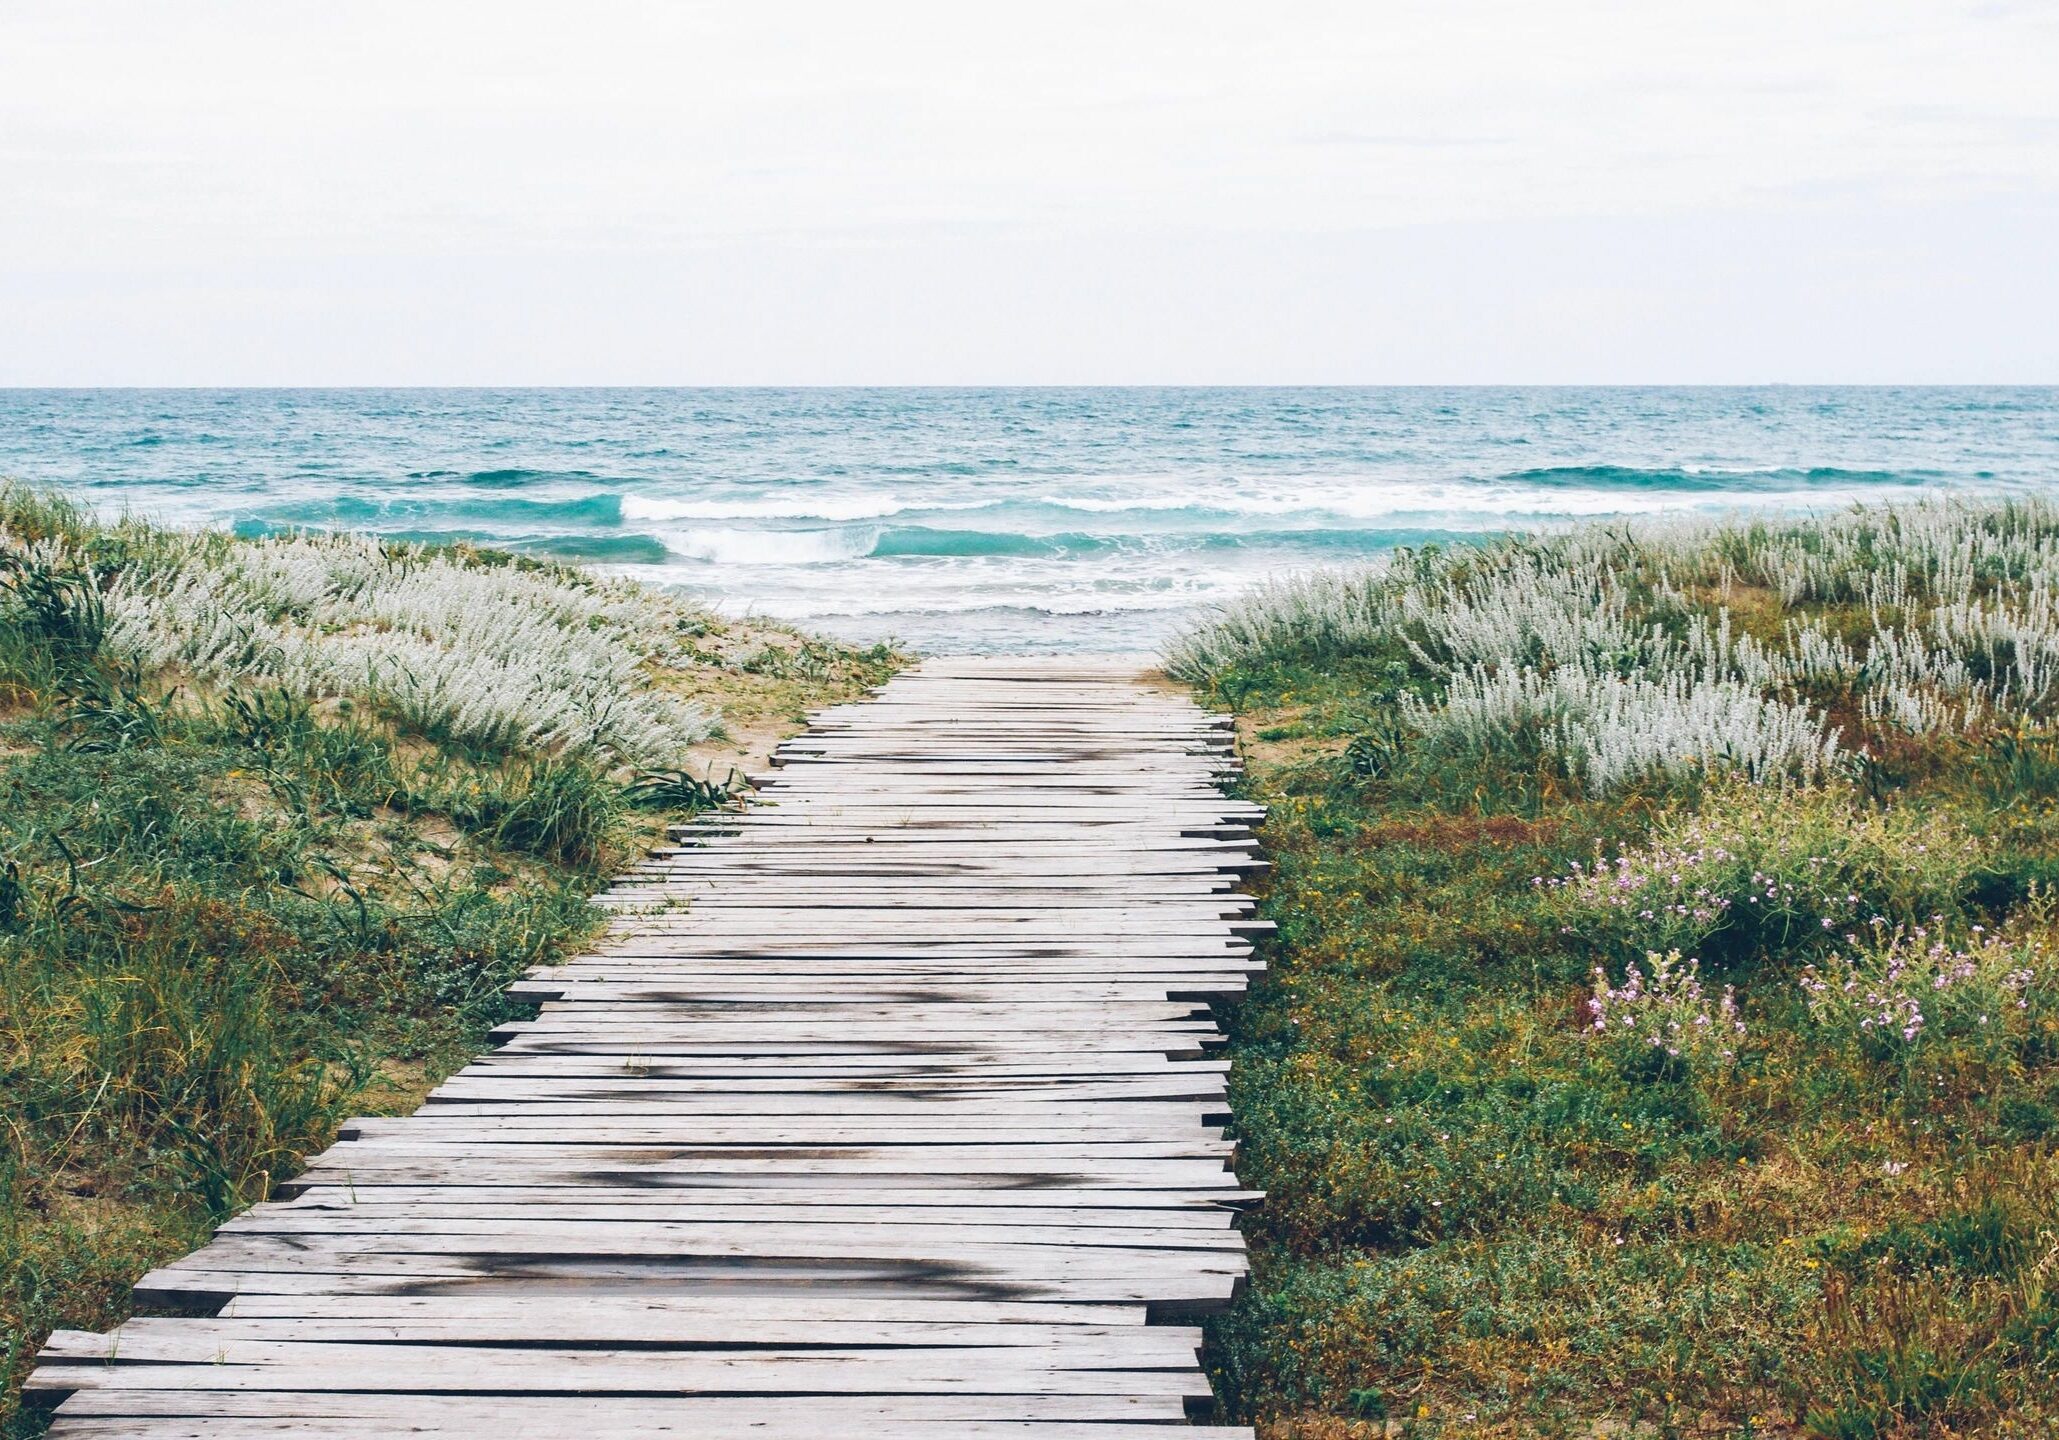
625 492 920 523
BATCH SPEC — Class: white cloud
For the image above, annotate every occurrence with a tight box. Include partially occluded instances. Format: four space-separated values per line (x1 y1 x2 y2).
1 0 2054 381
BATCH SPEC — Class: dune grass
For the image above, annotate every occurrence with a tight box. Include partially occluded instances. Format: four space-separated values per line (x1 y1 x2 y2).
0 484 898 1434
1174 500 2059 1438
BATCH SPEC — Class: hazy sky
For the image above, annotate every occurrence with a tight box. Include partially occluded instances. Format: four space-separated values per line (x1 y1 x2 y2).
3 1 2055 383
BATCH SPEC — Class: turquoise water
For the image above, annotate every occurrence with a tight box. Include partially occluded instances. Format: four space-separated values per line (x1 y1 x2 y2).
2 387 2054 652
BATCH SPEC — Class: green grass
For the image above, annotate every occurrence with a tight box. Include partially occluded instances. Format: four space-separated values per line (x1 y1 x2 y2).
0 484 900 1434
1180 508 2059 1438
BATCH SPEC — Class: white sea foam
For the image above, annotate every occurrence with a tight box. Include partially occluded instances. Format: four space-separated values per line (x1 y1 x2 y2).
625 492 989 523
1035 493 1205 513
719 588 1224 619
628 475 1955 534
659 525 881 565
1038 482 1925 523
625 493 907 523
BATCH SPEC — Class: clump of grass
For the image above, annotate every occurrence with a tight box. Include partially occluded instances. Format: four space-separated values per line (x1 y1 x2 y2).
464 757 626 868
1178 501 2059 1438
0 483 900 1433
623 764 747 813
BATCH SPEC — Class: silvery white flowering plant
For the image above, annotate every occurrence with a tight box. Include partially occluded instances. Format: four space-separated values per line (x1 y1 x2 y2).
1165 498 2059 789
75 529 720 767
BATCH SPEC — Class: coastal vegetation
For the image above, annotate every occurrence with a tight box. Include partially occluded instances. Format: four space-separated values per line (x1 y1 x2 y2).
1170 499 2059 1438
0 484 897 1434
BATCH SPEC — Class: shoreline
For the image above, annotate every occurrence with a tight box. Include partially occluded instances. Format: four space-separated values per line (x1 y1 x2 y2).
7 384 2051 655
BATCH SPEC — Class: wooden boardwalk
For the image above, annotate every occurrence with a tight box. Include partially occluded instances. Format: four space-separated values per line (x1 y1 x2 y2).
29 657 1260 1438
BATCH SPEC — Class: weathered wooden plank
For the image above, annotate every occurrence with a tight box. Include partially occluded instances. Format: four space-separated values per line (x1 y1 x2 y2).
327 1122 1232 1147
30 1354 1210 1399
204 1293 1156 1323
284 1158 1240 1187
130 1265 1242 1311
211 1218 1248 1255
455 1055 1235 1076
43 1328 1204 1366
403 1107 1237 1127
264 1199 1240 1230
47 1420 1248 1439
503 984 1249 1005
49 1391 1231 1436
269 1187 1260 1213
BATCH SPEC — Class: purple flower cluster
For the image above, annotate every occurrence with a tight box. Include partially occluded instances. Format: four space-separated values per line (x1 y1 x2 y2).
1800 920 2041 1046
1537 844 1736 932
1539 787 1981 964
1540 826 1892 951
1586 949 1745 1065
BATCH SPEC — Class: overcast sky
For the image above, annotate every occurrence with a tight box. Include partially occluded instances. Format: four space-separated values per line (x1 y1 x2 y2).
2 1 2055 384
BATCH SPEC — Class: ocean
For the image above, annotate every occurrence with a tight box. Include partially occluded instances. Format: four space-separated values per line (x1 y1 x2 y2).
2 387 2054 653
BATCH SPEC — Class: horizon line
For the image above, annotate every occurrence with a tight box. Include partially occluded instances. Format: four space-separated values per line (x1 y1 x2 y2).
5 381 2058 393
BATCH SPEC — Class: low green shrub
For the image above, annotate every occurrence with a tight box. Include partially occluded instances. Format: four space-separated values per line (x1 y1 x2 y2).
1800 912 2050 1066
1585 948 1745 1077
1543 782 1988 968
